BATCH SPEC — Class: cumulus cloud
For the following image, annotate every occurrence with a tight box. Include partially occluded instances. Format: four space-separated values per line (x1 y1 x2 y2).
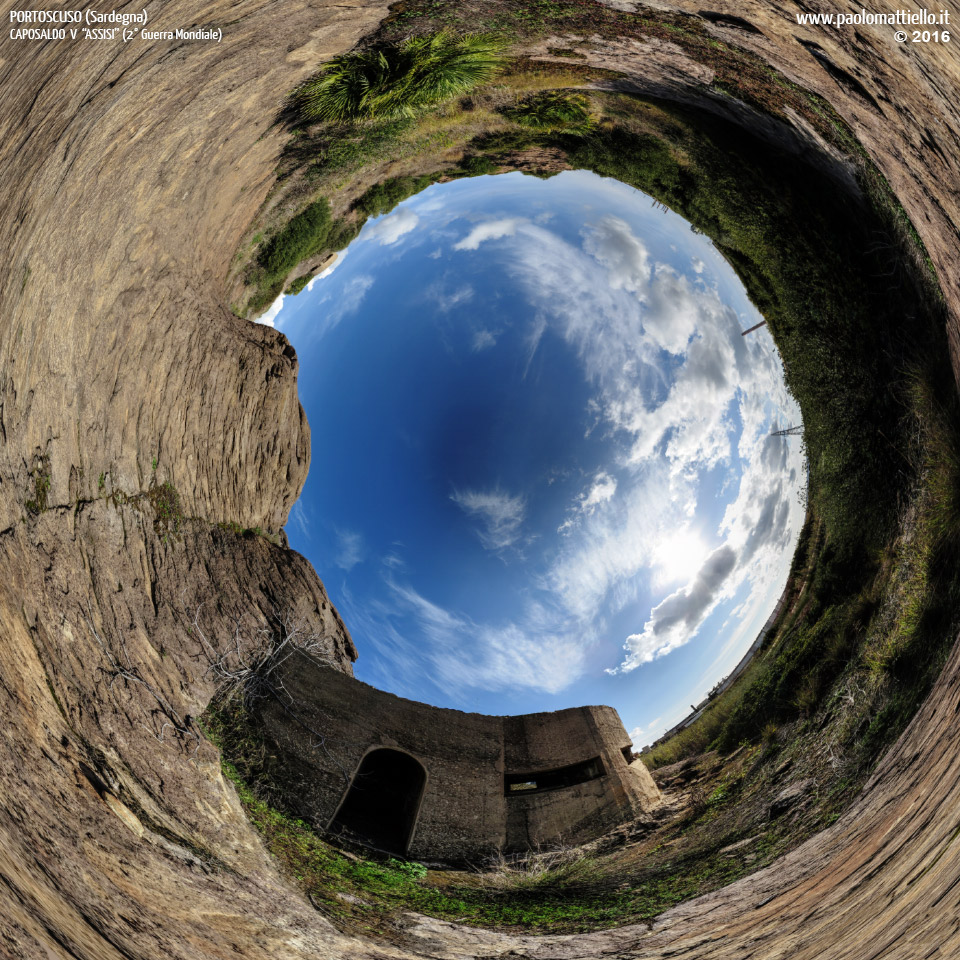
254 293 285 328
615 544 738 670
365 207 420 246
451 487 527 552
580 215 651 297
454 217 525 251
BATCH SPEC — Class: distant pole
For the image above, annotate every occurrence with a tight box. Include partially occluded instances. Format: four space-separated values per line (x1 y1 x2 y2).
741 320 768 336
770 425 803 437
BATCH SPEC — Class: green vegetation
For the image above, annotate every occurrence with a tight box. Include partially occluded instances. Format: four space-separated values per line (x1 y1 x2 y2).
285 274 313 296
25 458 51 515
147 480 183 541
353 173 440 217
247 200 361 314
644 347 960 767
295 31 507 123
459 153 499 175
258 199 333 276
502 90 592 131
216 520 282 546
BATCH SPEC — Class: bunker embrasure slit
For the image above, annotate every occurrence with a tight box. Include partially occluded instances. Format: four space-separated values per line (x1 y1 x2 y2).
504 756 606 796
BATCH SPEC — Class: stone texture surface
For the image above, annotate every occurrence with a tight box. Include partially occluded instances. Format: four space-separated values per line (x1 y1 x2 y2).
1 1 960 958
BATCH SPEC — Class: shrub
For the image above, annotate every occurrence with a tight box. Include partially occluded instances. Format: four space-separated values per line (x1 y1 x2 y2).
285 274 313 296
353 174 437 217
296 31 507 123
326 217 363 252
258 199 332 275
460 154 499 175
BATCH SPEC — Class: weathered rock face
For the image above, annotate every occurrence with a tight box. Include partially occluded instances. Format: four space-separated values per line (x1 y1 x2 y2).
1 2 960 959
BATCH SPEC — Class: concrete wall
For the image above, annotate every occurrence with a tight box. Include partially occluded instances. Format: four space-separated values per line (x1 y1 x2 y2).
260 654 660 861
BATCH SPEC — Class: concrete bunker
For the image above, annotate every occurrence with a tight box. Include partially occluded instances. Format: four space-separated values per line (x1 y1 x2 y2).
258 656 661 861
329 748 427 854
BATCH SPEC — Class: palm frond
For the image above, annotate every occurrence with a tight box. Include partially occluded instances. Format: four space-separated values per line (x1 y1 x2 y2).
296 32 507 124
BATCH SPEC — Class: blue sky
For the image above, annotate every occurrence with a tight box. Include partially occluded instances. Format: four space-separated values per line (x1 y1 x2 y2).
258 170 805 747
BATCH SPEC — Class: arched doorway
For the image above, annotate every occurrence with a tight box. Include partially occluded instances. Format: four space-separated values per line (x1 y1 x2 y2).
329 748 427 854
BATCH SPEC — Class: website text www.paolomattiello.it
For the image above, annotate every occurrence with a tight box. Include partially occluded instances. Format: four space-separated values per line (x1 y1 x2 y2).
795 7 949 26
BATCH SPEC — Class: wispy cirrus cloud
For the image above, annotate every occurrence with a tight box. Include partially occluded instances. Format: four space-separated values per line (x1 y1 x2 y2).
449 207 803 676
558 471 617 534
388 581 587 695
450 487 527 553
427 281 474 313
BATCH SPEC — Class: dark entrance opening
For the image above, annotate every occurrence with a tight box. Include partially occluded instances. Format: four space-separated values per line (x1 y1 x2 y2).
329 748 427 854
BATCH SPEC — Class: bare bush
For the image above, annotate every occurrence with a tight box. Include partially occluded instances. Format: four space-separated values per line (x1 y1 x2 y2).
189 604 335 709
482 839 595 887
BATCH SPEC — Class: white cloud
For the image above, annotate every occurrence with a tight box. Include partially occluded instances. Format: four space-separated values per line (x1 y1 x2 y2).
389 582 587 695
691 256 705 274
615 543 738 671
546 468 683 623
580 215 651 297
413 192 446 214
254 293 285 328
558 471 617 534
311 274 374 339
290 500 310 540
427 281 474 313
453 217 525 251
629 716 663 746
335 529 364 571
446 211 803 673
365 207 420 246
472 328 500 351
451 487 526 552
581 472 617 511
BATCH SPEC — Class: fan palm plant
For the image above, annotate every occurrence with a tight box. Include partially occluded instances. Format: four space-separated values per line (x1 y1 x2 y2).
298 32 507 123
502 91 593 132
